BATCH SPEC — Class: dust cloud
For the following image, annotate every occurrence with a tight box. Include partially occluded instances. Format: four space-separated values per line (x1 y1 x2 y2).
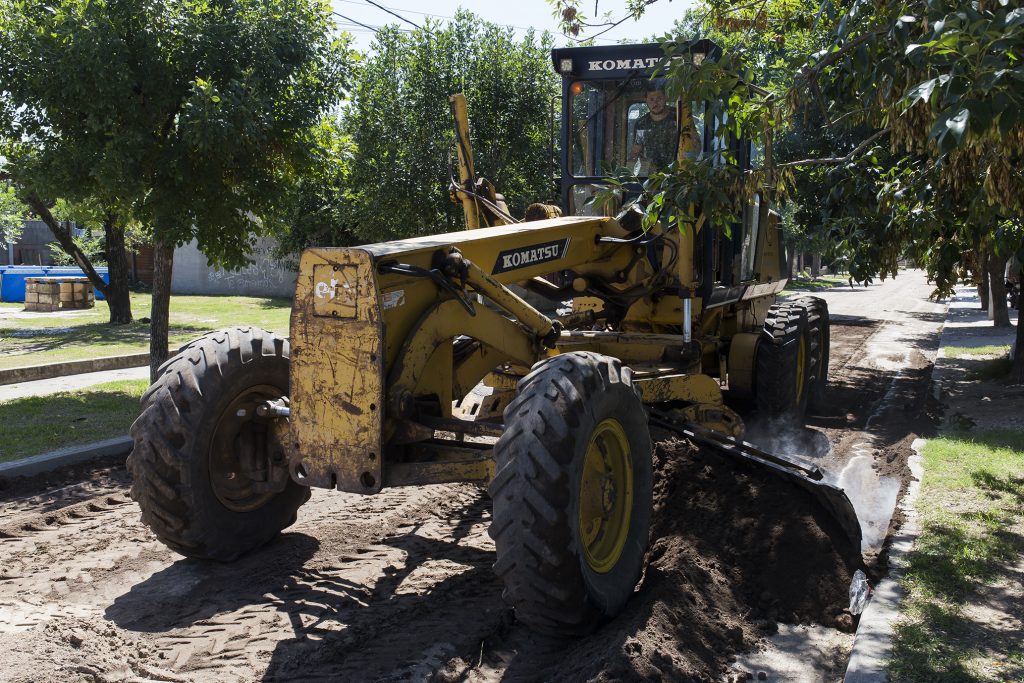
836 454 900 553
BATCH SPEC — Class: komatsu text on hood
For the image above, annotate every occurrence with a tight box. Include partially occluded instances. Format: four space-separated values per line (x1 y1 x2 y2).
492 239 570 275
586 57 661 72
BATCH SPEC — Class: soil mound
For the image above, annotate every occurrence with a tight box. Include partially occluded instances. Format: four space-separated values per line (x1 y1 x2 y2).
537 436 861 682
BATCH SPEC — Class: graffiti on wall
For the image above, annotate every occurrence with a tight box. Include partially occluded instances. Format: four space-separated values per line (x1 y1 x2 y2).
172 238 297 297
207 243 292 291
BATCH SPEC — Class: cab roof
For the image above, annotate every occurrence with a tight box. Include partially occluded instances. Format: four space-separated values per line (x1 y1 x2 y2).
550 40 719 80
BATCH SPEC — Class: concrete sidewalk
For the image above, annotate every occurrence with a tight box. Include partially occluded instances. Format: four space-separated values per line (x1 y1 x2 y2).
844 285 1018 682
936 286 1018 358
0 365 150 402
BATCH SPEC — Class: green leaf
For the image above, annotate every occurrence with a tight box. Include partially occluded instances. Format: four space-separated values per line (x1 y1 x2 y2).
905 78 937 105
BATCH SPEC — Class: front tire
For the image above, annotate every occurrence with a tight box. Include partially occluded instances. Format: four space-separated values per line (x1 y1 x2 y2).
127 327 310 561
488 352 653 635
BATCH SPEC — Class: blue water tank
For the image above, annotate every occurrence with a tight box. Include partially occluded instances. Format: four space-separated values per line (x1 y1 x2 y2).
0 266 48 302
0 266 110 302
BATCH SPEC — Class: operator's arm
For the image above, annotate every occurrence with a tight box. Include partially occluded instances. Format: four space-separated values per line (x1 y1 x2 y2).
631 116 648 160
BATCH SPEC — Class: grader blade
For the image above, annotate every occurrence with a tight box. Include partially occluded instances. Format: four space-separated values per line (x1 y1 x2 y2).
650 413 863 554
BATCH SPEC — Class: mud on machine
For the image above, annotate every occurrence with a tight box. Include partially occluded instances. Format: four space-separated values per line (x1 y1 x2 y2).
128 40 859 635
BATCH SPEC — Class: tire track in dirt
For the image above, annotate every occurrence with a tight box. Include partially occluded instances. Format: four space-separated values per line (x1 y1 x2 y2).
0 462 506 682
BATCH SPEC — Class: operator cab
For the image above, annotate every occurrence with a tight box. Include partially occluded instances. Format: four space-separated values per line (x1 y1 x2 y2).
550 41 780 306
551 41 727 215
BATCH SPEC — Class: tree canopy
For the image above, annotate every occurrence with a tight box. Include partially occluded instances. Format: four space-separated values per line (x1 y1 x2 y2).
0 0 351 264
336 12 560 244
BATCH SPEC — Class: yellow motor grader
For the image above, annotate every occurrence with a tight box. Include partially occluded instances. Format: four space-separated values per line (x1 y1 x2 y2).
128 40 859 636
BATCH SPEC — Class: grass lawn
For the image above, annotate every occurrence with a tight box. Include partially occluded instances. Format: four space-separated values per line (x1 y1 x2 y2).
889 430 1024 682
0 379 149 463
0 292 290 370
782 274 848 293
942 344 1012 358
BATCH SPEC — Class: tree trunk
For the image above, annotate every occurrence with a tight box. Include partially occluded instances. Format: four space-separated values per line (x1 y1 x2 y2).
978 251 990 311
811 253 821 278
1012 308 1024 384
103 217 133 324
149 243 175 383
988 252 1010 327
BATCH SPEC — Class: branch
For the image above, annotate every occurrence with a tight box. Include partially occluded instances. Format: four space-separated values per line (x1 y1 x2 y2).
825 106 872 128
777 128 890 168
20 190 110 296
564 0 658 42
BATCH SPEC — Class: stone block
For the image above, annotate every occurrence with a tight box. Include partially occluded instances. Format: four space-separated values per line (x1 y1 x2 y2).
25 300 58 312
38 293 59 306
60 282 72 295
25 291 38 304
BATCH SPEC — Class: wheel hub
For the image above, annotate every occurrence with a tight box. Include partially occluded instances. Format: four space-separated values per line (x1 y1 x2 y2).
209 384 291 512
578 418 634 574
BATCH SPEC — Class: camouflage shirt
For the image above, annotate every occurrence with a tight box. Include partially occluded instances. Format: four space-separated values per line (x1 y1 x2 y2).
634 109 677 171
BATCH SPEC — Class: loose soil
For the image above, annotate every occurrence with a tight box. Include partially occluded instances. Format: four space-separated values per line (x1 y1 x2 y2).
0 272 947 682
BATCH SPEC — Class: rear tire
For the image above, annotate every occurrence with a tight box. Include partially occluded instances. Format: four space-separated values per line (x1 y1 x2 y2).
127 327 310 561
756 302 811 419
488 352 653 636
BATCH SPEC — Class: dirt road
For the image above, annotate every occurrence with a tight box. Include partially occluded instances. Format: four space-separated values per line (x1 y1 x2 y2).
0 270 945 683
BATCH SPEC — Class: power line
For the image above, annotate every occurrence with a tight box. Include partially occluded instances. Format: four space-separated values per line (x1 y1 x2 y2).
334 19 407 31
331 11 381 33
333 0 538 33
362 0 421 30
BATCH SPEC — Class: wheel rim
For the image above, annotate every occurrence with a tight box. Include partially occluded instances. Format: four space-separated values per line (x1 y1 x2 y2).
795 334 807 402
578 418 634 574
209 384 285 513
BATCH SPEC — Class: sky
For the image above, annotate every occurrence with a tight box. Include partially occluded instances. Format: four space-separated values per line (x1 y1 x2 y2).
330 0 697 52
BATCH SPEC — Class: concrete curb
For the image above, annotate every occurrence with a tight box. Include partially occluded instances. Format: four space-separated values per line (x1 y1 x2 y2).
0 436 133 479
0 352 149 386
